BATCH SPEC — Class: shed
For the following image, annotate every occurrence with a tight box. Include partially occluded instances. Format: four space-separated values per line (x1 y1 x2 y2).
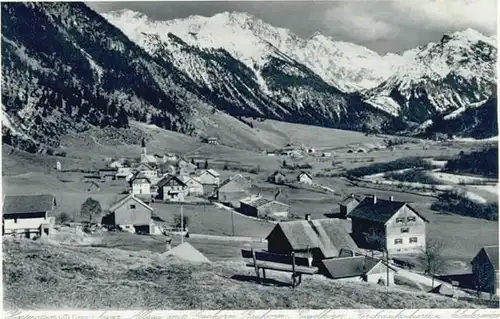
102 194 153 234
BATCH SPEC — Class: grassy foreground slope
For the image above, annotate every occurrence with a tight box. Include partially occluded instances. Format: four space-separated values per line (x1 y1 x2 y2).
3 238 481 310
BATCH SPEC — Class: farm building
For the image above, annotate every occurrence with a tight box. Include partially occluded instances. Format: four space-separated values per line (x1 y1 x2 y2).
2 194 56 238
229 173 253 189
198 169 220 185
268 171 286 185
215 178 249 208
239 196 289 219
203 137 219 145
320 255 397 285
102 194 154 234
179 176 204 196
99 168 118 182
130 173 152 203
265 217 358 262
115 167 132 180
471 245 499 296
338 194 362 218
348 195 429 255
135 163 157 179
157 175 187 202
297 171 313 185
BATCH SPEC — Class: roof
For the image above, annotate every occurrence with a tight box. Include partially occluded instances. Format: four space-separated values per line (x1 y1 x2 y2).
99 168 118 172
142 155 157 163
430 283 454 296
108 194 154 213
348 197 429 224
137 163 154 170
297 171 312 179
203 169 220 177
3 194 56 214
267 218 358 259
217 178 246 192
270 171 285 177
180 175 202 185
132 172 151 183
241 196 289 208
339 194 361 206
157 175 187 188
475 246 499 270
321 256 389 279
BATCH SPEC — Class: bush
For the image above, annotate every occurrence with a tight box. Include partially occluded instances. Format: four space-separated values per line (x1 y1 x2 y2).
347 157 433 177
431 191 498 221
249 165 260 174
56 212 71 224
444 146 498 178
384 169 439 185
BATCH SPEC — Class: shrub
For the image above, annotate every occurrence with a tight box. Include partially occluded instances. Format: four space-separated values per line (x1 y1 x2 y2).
431 191 498 221
56 212 71 224
444 146 498 178
384 169 440 185
347 157 433 177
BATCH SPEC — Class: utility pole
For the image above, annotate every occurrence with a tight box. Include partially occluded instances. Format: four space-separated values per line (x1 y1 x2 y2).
180 204 184 244
231 209 235 236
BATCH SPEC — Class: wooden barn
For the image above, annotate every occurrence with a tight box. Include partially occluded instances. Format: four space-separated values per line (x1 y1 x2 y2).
2 194 56 238
338 194 362 218
265 217 359 262
239 196 289 219
102 194 153 234
215 178 249 208
471 245 499 296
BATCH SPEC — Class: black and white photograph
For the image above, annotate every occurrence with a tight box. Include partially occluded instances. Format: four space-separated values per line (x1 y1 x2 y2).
1 0 499 312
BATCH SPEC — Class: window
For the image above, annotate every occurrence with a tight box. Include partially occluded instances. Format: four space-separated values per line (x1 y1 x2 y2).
409 237 418 243
14 218 18 224
129 204 136 209
394 239 403 244
407 216 416 222
401 227 409 233
396 217 404 223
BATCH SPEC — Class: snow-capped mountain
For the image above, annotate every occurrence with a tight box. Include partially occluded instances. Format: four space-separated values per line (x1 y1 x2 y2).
366 29 497 123
103 9 396 133
103 10 409 93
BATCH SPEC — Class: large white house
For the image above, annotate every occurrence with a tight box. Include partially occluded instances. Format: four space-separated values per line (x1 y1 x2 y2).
2 194 56 238
297 171 313 185
131 173 152 203
180 176 204 196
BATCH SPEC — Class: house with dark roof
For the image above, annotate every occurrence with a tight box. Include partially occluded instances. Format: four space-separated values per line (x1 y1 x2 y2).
297 171 313 185
338 194 362 218
156 175 187 202
2 194 56 238
102 194 154 234
471 245 499 296
265 217 359 262
239 195 289 219
348 195 429 255
321 255 397 285
268 171 286 185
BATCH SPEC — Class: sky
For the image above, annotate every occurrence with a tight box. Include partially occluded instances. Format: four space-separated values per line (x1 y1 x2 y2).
86 0 498 53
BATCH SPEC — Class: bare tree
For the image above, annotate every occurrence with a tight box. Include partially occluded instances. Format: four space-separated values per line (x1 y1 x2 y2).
418 239 446 289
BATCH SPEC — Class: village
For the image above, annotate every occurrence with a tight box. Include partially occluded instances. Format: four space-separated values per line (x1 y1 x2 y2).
3 130 499 308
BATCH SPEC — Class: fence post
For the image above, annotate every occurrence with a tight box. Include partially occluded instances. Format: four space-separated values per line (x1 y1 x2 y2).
251 248 260 282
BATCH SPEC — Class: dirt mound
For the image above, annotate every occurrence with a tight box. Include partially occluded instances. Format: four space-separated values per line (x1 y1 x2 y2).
165 242 211 264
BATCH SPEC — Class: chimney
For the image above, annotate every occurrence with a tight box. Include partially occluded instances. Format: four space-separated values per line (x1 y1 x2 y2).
390 196 394 202
305 214 311 221
373 195 377 204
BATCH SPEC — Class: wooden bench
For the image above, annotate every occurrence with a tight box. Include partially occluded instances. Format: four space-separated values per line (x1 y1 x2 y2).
241 248 319 288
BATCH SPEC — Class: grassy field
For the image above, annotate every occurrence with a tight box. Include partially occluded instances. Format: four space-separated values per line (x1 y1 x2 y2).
3 238 484 310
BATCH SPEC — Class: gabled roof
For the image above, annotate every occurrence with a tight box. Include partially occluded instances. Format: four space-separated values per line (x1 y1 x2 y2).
266 218 358 259
217 178 246 192
339 194 362 206
348 197 429 224
321 255 394 279
473 245 499 271
157 174 187 188
241 196 288 208
108 194 154 213
180 175 202 185
202 169 220 177
132 172 151 183
297 171 312 179
270 171 285 177
137 163 154 170
3 194 56 214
